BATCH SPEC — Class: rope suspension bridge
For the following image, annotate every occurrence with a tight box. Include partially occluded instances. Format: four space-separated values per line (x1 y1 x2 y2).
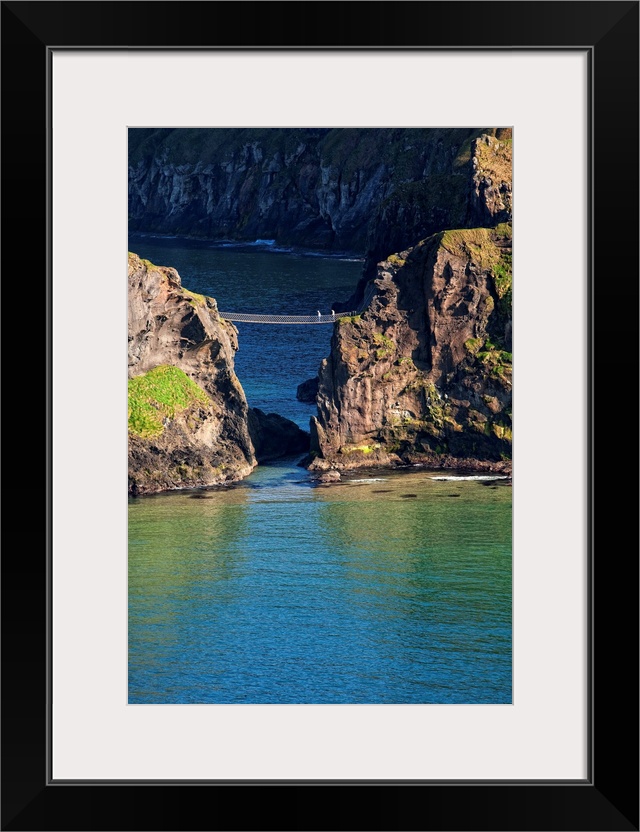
219 283 377 326
219 311 357 325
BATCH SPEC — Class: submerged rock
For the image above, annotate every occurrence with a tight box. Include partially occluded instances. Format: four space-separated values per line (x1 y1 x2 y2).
315 470 341 483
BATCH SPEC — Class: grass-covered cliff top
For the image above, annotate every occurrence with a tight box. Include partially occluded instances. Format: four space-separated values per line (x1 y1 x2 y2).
128 127 507 179
440 222 510 269
128 365 209 438
434 224 512 316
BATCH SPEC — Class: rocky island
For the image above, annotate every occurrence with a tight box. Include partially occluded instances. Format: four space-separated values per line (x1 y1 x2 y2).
128 253 307 494
308 224 512 474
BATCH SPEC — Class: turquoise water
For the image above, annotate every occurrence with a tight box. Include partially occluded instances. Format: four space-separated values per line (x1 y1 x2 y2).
128 236 512 704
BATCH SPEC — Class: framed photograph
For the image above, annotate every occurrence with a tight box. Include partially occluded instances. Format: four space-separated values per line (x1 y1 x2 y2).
3 2 637 830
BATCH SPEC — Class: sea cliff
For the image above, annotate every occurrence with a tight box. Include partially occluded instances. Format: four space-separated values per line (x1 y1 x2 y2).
308 225 512 473
129 128 511 265
128 252 257 494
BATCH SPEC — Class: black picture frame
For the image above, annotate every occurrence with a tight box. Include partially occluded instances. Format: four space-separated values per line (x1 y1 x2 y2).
2 2 638 830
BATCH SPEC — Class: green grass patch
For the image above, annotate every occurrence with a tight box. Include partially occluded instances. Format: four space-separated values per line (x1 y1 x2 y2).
373 332 396 361
491 247 512 320
182 288 207 306
492 252 512 299
464 337 484 355
128 365 209 438
395 356 415 368
494 222 512 239
441 227 502 271
373 332 395 348
475 343 512 373
340 443 378 455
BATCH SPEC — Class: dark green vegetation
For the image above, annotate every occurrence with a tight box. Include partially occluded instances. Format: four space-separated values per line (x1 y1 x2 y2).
130 126 488 172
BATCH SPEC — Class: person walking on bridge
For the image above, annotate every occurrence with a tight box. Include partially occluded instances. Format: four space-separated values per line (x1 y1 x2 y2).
317 310 321 319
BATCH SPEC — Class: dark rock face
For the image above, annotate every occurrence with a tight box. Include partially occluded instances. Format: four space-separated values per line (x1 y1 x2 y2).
247 408 310 462
309 225 512 473
128 128 510 263
296 376 319 403
128 252 256 494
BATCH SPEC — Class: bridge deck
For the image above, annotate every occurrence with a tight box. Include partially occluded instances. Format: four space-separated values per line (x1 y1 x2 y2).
219 311 358 325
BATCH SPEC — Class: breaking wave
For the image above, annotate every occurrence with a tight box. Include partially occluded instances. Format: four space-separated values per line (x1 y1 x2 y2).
429 475 510 481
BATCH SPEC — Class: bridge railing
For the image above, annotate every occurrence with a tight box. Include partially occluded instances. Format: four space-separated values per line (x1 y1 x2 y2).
219 311 359 325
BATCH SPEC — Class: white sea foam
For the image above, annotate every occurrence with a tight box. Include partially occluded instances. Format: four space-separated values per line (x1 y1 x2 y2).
348 477 388 484
429 475 510 481
212 239 280 249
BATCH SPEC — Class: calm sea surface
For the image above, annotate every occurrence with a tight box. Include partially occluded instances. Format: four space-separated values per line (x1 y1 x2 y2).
128 235 512 704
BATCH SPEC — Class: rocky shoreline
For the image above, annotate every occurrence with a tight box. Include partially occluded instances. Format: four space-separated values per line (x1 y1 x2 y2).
308 459 511 485
307 455 512 476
